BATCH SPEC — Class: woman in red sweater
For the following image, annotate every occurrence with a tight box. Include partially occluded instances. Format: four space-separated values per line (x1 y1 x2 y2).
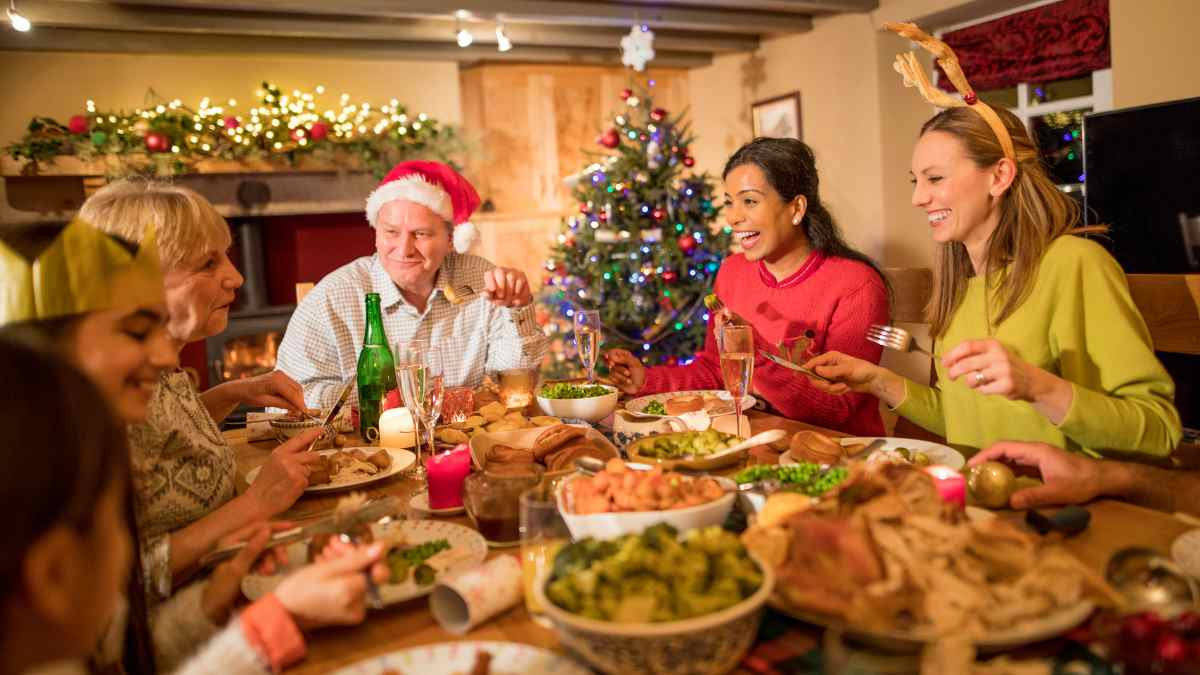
606 138 889 436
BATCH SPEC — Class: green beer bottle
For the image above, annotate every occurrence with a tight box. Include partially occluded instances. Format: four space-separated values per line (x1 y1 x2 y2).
356 292 397 443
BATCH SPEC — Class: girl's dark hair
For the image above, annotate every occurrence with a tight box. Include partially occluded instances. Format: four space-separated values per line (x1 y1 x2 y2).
723 137 891 304
0 334 157 674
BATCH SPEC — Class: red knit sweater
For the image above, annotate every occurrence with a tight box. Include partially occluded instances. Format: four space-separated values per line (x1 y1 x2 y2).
641 251 888 436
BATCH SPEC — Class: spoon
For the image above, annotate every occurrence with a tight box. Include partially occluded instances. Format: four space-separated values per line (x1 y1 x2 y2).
1105 546 1199 617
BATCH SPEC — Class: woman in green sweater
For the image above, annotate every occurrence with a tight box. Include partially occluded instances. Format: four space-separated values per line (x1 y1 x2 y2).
805 29 1180 458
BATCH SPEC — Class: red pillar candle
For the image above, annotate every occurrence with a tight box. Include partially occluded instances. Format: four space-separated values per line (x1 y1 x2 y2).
925 466 966 509
427 444 472 509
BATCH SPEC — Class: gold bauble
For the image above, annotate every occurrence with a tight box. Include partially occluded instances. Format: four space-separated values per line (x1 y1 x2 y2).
966 461 1016 509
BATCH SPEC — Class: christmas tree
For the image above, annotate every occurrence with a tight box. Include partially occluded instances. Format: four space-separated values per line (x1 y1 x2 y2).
538 87 730 376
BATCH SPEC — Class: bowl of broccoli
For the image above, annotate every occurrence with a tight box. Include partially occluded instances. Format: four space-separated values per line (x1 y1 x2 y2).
534 524 775 675
536 382 619 423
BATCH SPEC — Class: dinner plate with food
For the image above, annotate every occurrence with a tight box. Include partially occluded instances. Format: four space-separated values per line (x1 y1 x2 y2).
780 431 964 469
242 517 487 608
625 428 786 471
245 446 415 493
433 399 565 448
329 641 590 675
469 423 620 478
625 390 758 419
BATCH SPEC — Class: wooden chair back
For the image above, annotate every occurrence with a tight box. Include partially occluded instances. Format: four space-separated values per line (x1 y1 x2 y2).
1126 274 1200 355
295 282 315 304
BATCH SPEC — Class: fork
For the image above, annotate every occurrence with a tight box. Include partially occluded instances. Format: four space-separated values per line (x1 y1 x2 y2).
866 324 933 357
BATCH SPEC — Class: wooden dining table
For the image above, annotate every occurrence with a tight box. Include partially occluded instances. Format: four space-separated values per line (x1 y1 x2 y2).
225 410 1196 674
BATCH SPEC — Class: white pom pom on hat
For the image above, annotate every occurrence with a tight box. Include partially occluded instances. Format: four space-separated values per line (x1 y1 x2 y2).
364 160 482 254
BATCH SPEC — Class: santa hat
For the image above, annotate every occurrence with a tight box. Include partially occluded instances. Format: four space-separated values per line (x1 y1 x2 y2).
365 160 482 254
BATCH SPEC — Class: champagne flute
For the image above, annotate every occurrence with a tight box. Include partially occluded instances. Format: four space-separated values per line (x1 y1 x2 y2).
394 339 429 483
718 324 754 439
419 345 446 455
573 309 601 383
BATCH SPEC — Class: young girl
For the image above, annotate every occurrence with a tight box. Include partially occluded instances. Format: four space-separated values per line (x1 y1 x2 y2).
806 24 1180 457
607 137 890 435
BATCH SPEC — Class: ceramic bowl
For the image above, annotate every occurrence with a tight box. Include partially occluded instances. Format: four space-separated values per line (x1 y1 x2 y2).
269 410 332 444
556 472 737 540
534 552 775 675
535 385 619 424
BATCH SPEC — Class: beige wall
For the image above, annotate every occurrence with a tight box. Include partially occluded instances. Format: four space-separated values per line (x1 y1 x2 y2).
1110 0 1200 109
0 51 462 147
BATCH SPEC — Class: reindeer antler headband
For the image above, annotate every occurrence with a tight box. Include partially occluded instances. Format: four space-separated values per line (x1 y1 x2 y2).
884 21 1016 162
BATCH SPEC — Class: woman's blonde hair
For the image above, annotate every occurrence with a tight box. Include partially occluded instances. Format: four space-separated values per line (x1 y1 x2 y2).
78 180 231 270
921 106 1103 339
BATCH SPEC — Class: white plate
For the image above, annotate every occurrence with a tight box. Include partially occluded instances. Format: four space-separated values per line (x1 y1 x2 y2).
329 641 590 675
245 447 415 494
242 519 486 607
781 436 964 470
410 489 466 516
772 600 1095 653
1172 528 1200 578
625 390 758 416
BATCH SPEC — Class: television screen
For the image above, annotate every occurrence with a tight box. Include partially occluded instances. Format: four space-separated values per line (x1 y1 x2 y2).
1083 96 1200 273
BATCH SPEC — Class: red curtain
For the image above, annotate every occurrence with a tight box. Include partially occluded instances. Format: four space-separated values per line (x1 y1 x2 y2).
936 0 1110 93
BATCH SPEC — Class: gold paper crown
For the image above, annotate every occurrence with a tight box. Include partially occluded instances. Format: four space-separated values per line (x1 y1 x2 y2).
0 219 165 325
884 21 1016 162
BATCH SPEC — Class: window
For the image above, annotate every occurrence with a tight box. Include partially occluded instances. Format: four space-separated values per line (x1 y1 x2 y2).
936 0 1113 192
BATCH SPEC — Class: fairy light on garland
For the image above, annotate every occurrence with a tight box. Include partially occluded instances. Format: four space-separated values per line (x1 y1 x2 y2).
4 80 461 178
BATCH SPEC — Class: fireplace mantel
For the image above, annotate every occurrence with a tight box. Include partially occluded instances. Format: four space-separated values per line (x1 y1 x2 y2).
1 155 377 224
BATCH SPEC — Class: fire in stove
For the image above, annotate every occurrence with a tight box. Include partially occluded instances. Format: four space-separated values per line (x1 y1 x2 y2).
220 331 281 382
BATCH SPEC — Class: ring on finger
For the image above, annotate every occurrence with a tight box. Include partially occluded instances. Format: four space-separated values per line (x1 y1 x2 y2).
973 370 987 385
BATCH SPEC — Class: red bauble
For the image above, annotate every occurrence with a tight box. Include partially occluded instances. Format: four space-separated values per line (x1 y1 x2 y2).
309 122 329 141
963 91 978 105
597 128 620 149
651 208 666 222
662 270 678 283
597 212 608 223
290 127 306 142
651 107 667 122
677 234 697 253
619 88 633 100
382 388 403 411
68 115 89 135
579 203 591 215
682 156 696 168
222 115 240 129
144 131 168 153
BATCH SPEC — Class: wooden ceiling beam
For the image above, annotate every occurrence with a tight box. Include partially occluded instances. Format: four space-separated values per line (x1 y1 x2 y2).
101 0 815 35
0 26 713 68
15 1 759 53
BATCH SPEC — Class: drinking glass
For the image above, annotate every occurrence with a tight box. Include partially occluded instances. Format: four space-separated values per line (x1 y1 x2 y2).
394 339 429 483
718 324 754 438
573 310 602 383
520 481 571 627
464 466 543 547
498 367 538 409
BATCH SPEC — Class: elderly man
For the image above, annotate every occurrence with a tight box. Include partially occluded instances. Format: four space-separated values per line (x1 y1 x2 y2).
277 160 547 407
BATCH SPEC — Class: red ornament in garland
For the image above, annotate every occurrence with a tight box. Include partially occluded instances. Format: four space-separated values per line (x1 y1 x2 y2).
144 131 168 153
309 122 329 141
662 270 678 283
597 129 620 149
683 156 696 168
651 208 666 222
579 203 591 215
68 115 89 135
619 88 633 101
222 116 240 130
651 108 667 122
677 234 697 254
597 212 608 223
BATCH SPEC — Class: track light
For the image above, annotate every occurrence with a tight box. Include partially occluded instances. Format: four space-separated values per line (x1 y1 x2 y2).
7 0 30 32
495 24 512 52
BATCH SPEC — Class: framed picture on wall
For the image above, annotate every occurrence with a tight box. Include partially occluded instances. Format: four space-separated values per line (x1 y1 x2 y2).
751 92 802 140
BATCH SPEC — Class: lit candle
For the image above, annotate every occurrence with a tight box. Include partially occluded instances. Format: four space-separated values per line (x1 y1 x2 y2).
925 466 966 509
378 407 415 449
427 445 472 509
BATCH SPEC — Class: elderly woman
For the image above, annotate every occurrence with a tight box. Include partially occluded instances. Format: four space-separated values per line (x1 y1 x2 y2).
79 180 322 602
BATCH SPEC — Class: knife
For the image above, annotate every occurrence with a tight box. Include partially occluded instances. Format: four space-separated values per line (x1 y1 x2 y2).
309 378 355 449
758 349 833 384
199 496 401 568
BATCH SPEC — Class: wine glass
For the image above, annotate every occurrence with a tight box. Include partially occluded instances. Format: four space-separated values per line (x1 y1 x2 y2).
573 309 601 383
394 339 429 482
718 324 754 438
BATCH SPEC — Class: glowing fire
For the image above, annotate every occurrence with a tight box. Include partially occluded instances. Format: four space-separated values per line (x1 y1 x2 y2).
221 331 281 381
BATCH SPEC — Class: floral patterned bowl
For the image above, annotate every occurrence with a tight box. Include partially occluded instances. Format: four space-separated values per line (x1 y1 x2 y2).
533 552 775 675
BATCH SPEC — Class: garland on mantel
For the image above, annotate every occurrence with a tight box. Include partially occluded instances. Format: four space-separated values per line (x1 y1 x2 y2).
3 81 462 178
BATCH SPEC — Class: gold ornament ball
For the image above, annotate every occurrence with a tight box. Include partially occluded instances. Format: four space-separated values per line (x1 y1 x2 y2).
966 461 1016 509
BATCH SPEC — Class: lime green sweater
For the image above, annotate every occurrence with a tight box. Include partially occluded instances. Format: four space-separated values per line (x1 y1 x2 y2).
895 235 1181 458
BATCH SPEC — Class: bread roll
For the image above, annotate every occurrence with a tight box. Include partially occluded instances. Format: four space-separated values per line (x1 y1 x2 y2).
665 395 704 415
532 424 586 460
790 430 843 464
